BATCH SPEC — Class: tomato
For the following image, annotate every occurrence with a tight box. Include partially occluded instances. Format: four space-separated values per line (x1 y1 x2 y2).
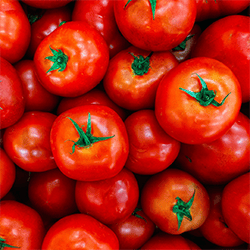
75 168 139 225
109 207 155 249
56 88 127 120
155 57 242 145
0 148 15 200
195 0 250 22
41 213 119 249
221 172 250 244
124 109 181 175
3 111 57 172
191 15 250 103
50 105 129 181
0 57 25 129
176 112 250 185
141 168 210 235
0 200 45 250
0 0 31 64
14 60 60 112
114 0 196 51
103 46 178 110
21 0 73 9
199 186 244 247
34 21 109 97
72 0 130 58
28 168 77 219
26 6 72 58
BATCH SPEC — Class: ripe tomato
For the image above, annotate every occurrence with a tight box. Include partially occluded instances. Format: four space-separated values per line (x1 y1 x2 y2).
141 168 210 235
0 200 45 250
3 111 58 172
221 172 250 244
114 0 196 51
34 21 109 97
21 0 73 9
41 213 119 249
0 0 31 64
75 168 139 225
155 57 242 144
191 15 250 103
103 46 178 110
176 112 250 185
50 105 129 181
14 60 60 112
0 57 25 129
124 109 181 175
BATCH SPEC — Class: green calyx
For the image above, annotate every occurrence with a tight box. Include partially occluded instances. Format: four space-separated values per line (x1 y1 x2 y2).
45 46 68 73
66 113 115 154
59 21 67 26
129 52 153 76
0 237 20 250
180 74 231 107
27 13 43 25
132 208 147 223
172 34 195 51
172 190 196 231
124 0 157 20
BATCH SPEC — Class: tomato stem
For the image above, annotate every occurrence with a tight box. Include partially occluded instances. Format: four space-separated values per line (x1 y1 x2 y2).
179 74 231 107
0 237 20 249
172 34 195 51
27 13 43 25
172 190 196 230
66 113 115 154
132 208 147 222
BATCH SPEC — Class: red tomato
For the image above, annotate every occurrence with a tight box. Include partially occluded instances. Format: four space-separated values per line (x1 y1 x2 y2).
124 109 181 175
103 46 178 110
3 111 57 172
155 57 242 144
191 15 250 103
75 168 139 225
0 57 25 129
34 21 109 97
28 168 78 219
199 186 244 247
114 0 197 51
0 0 31 64
21 0 73 9
221 172 250 244
26 6 72 58
141 168 210 235
176 112 250 185
0 200 45 250
109 207 155 249
72 0 130 58
41 213 119 249
50 105 129 181
14 60 60 112
0 148 15 200
56 88 127 120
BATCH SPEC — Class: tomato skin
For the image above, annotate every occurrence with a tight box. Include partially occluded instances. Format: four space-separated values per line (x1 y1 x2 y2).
21 0 73 9
14 60 60 112
41 213 120 250
28 168 78 219
26 6 72 58
0 200 46 250
75 168 139 225
114 0 196 51
221 172 250 244
103 46 178 111
0 0 31 64
34 21 109 97
3 111 58 172
124 109 181 175
155 57 242 145
0 148 16 200
50 105 129 181
72 0 130 58
141 168 210 235
199 186 244 247
176 112 250 185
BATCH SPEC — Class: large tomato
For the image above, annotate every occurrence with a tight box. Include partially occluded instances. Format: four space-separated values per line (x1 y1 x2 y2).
50 105 129 181
155 57 242 144
34 21 109 97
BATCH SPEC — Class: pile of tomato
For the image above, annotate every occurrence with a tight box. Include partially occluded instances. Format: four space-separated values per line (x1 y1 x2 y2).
0 0 250 249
